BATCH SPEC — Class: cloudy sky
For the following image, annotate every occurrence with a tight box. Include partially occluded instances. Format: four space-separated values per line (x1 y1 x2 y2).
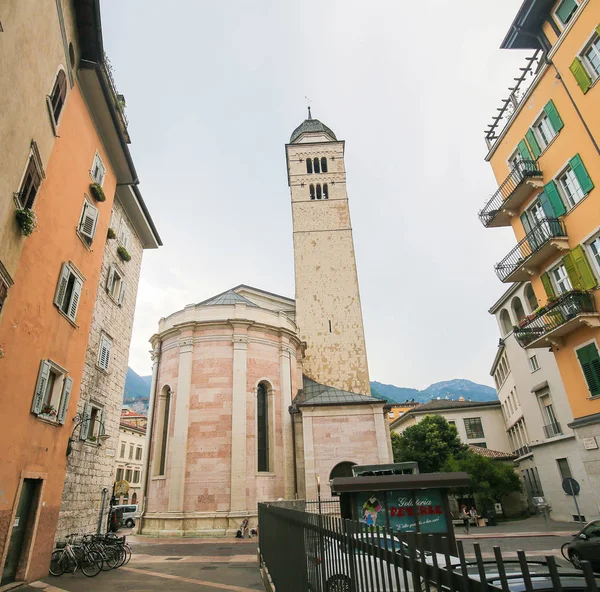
101 0 528 388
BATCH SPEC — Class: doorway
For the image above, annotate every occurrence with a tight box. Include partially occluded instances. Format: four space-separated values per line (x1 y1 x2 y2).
1 479 41 585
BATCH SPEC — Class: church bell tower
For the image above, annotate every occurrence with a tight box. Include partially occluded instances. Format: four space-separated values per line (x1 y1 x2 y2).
286 109 371 395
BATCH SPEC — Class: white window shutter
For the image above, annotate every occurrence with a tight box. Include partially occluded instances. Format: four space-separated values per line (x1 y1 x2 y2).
54 263 70 308
80 203 98 241
106 265 115 293
32 360 51 414
99 408 106 436
80 402 92 440
68 277 83 321
118 279 126 305
99 336 111 370
57 376 72 424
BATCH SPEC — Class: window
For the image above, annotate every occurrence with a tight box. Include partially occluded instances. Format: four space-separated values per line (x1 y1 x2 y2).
463 417 485 440
54 263 83 322
155 386 171 476
257 383 269 472
0 278 8 315
321 157 328 173
118 222 130 250
120 443 126 458
91 153 105 186
529 355 540 371
77 199 99 245
316 184 322 200
447 420 456 426
98 334 113 371
558 167 585 207
323 183 329 199
388 411 395 419
533 114 556 151
583 35 600 80
499 309 512 335
106 264 126 305
525 284 538 312
550 263 572 294
306 159 313 174
587 235 600 276
135 446 143 460
129 444 134 459
116 468 124 482
512 297 525 323
555 0 578 26
48 69 67 127
125 469 132 482
131 492 137 504
557 457 572 481
576 343 600 396
80 402 104 441
133 470 140 484
313 158 320 174
540 395 561 436
31 360 72 424
310 184 315 200
16 153 43 210
474 442 487 448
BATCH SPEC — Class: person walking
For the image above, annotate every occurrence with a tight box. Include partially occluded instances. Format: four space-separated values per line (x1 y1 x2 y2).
460 505 470 534
470 506 478 527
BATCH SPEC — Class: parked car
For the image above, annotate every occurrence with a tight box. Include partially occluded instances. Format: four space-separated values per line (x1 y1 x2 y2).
112 504 139 528
565 519 600 571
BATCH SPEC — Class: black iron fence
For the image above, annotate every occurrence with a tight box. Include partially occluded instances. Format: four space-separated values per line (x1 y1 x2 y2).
258 501 599 592
494 219 566 282
514 291 597 348
478 160 542 227
543 422 562 439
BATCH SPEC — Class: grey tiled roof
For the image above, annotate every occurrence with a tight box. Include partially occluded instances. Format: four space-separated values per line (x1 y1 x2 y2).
197 289 258 307
290 118 337 143
409 399 500 413
293 376 381 407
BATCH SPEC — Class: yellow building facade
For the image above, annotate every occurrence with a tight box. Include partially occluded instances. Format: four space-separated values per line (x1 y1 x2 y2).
481 0 600 517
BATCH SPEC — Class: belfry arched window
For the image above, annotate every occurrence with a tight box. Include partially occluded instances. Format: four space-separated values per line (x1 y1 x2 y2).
313 158 320 173
316 185 322 200
155 385 171 476
306 159 313 174
310 184 315 200
323 183 328 199
321 157 328 173
49 69 67 125
257 383 269 472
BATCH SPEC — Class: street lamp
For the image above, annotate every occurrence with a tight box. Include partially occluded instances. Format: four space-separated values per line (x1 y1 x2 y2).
66 411 110 456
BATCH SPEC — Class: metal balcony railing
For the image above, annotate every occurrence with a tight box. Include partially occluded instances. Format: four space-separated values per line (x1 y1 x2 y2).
543 422 562 438
514 291 597 348
514 445 531 458
479 160 543 227
494 218 566 282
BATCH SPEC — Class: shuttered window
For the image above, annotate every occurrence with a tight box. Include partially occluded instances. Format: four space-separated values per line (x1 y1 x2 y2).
583 35 600 80
31 359 70 423
18 156 42 210
106 264 126 305
98 334 112 371
53 263 83 322
49 70 67 124
91 153 106 186
78 199 99 244
576 343 600 396
555 0 578 26
563 245 597 290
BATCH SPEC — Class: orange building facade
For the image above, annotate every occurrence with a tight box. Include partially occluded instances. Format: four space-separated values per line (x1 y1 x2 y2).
0 1 145 584
481 0 600 517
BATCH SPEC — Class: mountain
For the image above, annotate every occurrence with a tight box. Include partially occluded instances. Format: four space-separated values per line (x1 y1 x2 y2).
122 368 498 414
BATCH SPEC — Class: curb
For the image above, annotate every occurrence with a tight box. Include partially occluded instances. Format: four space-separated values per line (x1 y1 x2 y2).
456 531 573 539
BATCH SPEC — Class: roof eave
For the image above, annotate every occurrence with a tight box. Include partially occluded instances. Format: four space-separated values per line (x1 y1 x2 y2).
500 0 555 49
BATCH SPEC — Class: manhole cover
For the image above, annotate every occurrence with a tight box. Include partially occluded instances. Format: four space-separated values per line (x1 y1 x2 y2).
165 557 184 561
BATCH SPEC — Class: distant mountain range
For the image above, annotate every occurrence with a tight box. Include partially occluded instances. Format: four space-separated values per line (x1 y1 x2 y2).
122 369 497 414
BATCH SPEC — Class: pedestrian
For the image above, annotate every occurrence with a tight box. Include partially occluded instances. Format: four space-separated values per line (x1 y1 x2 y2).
240 518 249 539
470 506 478 527
460 505 470 534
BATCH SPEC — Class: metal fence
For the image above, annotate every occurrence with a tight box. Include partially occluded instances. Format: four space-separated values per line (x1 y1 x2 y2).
258 501 599 592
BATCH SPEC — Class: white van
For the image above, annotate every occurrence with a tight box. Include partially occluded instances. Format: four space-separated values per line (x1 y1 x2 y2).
113 504 139 528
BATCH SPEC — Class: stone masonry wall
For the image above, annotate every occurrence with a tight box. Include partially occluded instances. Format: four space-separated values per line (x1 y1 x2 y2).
56 199 144 539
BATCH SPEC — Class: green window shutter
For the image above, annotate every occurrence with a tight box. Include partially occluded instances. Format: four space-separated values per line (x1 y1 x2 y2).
543 100 564 133
517 139 532 161
596 24 600 36
67 277 83 322
54 263 70 309
572 244 597 289
562 252 583 290
576 344 600 396
57 377 72 425
556 0 577 24
543 181 566 216
520 212 532 234
525 129 541 159
570 57 592 94
541 272 556 299
569 154 594 194
32 360 51 415
538 192 556 218
80 402 92 440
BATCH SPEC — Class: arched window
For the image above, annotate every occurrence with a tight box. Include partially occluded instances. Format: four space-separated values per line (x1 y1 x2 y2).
525 284 537 313
306 159 313 174
499 309 512 335
329 461 356 481
316 184 322 200
257 383 269 472
310 184 315 200
155 386 171 476
321 157 328 173
313 158 320 174
49 69 67 125
131 492 137 504
323 183 328 199
512 297 525 323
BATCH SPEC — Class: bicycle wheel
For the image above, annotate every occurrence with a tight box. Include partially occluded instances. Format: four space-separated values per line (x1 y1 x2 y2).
103 545 120 569
81 549 103 577
49 550 65 576
122 544 132 566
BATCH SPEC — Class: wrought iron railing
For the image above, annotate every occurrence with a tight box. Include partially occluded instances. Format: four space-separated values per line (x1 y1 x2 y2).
479 160 543 227
543 422 562 438
103 54 128 128
514 291 597 347
514 445 531 458
494 219 566 282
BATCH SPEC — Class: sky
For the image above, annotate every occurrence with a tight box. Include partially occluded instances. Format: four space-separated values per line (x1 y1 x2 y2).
101 0 530 389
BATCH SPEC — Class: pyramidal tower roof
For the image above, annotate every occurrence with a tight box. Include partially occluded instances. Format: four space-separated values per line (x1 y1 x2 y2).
290 107 337 143
197 289 258 307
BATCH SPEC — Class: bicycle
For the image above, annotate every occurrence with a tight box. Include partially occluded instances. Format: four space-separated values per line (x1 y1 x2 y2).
49 534 103 577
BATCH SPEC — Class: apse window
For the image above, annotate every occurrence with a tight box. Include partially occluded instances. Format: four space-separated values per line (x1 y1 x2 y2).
257 383 270 472
54 263 84 323
464 417 485 439
554 0 579 27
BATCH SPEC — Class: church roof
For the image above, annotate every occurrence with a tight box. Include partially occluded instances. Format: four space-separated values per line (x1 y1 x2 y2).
294 376 383 407
197 289 258 307
290 108 337 143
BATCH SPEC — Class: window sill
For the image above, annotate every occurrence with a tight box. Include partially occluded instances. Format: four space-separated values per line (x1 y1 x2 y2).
95 364 109 375
55 306 78 328
151 476 167 481
537 133 559 160
564 190 592 218
107 291 122 307
76 230 93 251
256 472 276 477
531 367 541 374
35 413 61 426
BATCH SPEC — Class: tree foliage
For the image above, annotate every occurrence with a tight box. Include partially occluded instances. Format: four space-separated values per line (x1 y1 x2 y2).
391 415 466 473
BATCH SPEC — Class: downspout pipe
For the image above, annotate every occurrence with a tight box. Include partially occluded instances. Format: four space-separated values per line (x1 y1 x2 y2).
289 404 298 499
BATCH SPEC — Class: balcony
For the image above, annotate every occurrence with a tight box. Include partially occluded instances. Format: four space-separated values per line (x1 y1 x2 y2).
514 445 532 458
494 219 569 283
543 422 563 439
514 291 600 349
479 160 544 228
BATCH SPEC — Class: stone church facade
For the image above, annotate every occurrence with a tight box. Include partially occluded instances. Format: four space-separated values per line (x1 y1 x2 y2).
141 114 392 536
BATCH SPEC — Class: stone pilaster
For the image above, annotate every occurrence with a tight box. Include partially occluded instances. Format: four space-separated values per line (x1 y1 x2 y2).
279 333 294 499
302 413 317 499
373 406 393 463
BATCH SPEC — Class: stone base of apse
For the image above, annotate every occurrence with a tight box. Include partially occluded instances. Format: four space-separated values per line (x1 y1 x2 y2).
141 511 258 538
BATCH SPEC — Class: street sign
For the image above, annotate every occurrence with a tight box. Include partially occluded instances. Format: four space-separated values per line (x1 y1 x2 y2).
562 477 580 496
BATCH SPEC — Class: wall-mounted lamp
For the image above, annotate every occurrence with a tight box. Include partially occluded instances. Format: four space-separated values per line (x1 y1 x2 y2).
66 411 110 457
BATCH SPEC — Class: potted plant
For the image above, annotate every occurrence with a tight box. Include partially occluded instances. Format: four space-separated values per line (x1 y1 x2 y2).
90 182 106 202
41 404 57 417
88 435 97 443
15 208 37 236
0 346 4 359
107 227 116 239
117 245 131 262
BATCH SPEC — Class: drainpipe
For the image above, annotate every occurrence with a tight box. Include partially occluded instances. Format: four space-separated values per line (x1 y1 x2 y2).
137 339 162 533
289 404 298 499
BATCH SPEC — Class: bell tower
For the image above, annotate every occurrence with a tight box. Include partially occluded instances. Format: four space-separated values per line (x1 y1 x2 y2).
286 109 370 395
